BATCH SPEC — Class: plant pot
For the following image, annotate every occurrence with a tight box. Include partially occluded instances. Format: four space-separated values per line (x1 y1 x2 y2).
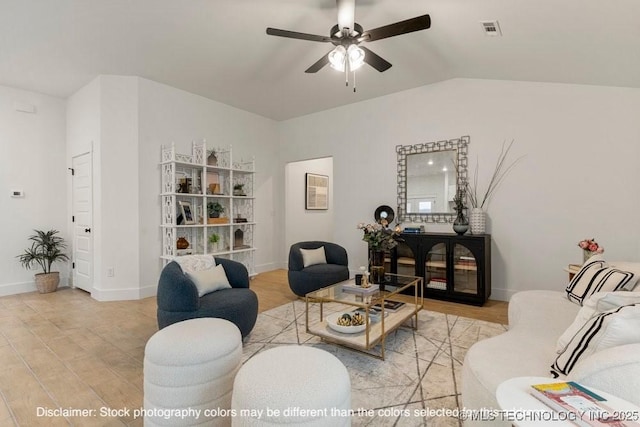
35 272 60 294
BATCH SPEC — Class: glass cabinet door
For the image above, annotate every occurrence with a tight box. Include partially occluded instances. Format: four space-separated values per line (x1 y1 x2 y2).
452 243 478 294
425 243 447 290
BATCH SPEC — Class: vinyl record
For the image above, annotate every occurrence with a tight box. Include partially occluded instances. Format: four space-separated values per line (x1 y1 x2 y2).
374 205 395 224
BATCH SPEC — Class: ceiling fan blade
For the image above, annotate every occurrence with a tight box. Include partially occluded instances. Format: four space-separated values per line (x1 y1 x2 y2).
360 14 431 42
360 47 392 72
305 53 331 73
266 28 332 43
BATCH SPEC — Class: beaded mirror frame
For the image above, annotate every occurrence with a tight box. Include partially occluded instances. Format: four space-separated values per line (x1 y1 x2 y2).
396 136 469 224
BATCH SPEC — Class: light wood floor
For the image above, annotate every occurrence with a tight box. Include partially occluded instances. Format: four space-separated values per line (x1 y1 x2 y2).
0 269 507 426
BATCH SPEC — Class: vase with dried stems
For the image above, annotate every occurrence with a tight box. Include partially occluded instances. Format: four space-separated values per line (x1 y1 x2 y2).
464 140 524 234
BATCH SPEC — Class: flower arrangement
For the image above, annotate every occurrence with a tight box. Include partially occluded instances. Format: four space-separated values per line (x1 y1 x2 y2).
578 238 604 254
357 222 400 251
452 187 467 215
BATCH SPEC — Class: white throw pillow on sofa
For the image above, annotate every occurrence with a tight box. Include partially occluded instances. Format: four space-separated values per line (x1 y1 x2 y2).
565 257 635 305
300 247 327 268
552 303 640 376
556 291 640 353
186 264 232 297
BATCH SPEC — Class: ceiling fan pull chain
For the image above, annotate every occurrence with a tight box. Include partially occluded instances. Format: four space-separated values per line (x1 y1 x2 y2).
345 61 349 86
353 71 357 93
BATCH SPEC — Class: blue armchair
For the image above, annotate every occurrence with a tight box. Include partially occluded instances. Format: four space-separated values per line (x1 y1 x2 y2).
157 257 258 338
288 241 349 297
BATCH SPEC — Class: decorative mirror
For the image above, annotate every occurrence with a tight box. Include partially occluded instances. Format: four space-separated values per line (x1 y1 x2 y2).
396 136 469 223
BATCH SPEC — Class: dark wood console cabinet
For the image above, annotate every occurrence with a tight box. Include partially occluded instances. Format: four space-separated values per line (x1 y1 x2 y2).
390 233 491 306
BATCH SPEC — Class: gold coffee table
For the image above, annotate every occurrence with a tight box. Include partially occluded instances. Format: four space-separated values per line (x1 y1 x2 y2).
305 274 423 360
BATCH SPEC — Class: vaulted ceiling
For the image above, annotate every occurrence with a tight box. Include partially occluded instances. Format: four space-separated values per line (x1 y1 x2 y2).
1 0 639 121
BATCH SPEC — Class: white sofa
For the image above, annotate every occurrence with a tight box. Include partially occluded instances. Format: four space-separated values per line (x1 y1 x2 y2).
461 262 640 426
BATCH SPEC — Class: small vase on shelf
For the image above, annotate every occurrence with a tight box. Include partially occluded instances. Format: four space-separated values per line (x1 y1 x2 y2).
453 212 469 235
583 250 597 263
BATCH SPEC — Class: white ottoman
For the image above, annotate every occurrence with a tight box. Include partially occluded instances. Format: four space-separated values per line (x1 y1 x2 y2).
144 318 242 426
231 346 351 426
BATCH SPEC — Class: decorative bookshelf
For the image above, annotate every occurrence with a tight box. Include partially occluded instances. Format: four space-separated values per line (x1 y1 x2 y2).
160 141 256 276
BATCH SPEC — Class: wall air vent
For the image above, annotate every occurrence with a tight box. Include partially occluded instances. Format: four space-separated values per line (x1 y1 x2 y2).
480 21 502 36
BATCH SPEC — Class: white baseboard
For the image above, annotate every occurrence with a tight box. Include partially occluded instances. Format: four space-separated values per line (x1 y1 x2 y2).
91 286 151 301
489 287 513 302
0 279 71 297
0 281 37 297
139 284 157 299
255 262 285 274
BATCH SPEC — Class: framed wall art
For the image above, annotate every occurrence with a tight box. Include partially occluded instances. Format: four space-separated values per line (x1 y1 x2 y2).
178 201 195 224
305 173 328 210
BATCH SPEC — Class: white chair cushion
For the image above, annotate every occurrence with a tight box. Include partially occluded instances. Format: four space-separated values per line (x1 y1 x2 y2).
300 246 327 268
187 264 232 297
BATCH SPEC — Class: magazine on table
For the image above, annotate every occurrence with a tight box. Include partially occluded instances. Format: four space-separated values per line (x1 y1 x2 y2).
530 381 640 427
371 300 405 312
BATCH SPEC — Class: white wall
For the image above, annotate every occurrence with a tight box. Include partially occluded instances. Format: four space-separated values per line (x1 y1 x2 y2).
284 157 334 257
137 78 280 290
96 76 140 300
0 85 68 296
67 76 141 301
278 78 640 300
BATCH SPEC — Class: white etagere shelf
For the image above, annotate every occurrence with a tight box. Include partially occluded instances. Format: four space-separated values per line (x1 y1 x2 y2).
160 141 256 276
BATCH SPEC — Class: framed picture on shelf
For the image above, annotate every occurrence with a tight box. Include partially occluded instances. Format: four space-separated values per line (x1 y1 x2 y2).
178 201 195 225
305 173 328 210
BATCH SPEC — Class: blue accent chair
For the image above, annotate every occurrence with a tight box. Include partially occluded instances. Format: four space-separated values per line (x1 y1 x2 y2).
288 241 349 297
157 257 258 338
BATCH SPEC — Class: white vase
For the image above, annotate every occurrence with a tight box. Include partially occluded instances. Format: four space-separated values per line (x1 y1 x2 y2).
469 208 486 234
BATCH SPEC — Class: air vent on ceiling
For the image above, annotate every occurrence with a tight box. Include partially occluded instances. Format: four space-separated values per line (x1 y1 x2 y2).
480 21 502 36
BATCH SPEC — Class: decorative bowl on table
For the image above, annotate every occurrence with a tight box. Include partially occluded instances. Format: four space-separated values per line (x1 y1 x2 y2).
326 312 367 334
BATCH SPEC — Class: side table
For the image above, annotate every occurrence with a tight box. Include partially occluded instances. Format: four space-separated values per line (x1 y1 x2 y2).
564 264 581 281
496 376 640 427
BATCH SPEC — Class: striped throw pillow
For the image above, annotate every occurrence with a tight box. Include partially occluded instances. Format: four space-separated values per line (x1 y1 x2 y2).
551 303 640 376
565 259 635 305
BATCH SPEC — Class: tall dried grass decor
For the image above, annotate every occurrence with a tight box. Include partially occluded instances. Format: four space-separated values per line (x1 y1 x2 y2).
466 140 524 234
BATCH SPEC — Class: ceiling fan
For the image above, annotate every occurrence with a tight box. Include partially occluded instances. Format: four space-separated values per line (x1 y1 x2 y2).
266 0 431 76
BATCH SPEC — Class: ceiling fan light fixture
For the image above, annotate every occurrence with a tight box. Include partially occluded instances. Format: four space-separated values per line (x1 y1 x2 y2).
347 44 365 70
328 45 347 71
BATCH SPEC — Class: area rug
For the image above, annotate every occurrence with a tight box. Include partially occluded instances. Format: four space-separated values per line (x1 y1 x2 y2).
242 300 507 427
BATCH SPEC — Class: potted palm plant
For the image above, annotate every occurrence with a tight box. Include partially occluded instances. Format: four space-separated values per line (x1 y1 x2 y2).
17 229 69 293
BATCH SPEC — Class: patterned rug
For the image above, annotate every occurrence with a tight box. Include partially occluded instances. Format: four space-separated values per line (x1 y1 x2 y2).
242 300 507 427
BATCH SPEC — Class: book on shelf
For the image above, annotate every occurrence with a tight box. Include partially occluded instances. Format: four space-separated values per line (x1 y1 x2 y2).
403 227 421 233
427 277 447 290
371 300 405 312
530 381 640 427
341 283 380 295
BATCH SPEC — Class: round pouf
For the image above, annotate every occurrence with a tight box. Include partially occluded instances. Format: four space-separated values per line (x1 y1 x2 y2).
231 346 351 426
144 318 242 426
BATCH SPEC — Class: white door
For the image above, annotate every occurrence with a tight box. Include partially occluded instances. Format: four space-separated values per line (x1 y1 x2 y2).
72 153 93 293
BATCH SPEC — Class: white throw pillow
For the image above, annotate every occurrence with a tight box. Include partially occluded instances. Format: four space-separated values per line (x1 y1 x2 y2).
565 258 635 305
175 254 216 272
552 303 640 376
186 264 232 297
556 291 640 353
300 246 327 268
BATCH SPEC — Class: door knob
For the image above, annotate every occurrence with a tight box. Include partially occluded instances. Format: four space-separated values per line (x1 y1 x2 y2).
85 228 91 233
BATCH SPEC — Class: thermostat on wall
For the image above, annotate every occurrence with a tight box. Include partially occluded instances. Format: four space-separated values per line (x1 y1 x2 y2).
11 189 24 198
